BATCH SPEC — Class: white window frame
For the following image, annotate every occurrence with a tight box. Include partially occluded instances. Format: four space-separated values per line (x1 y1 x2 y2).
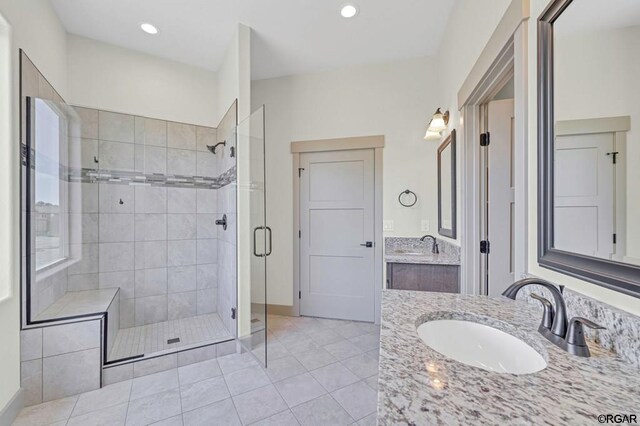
0 12 12 302
32 97 70 275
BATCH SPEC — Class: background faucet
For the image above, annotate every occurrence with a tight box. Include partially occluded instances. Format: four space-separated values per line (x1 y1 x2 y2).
419 235 439 254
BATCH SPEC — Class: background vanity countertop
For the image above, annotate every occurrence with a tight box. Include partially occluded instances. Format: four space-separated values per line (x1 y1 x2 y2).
383 252 460 265
378 290 640 425
384 237 460 265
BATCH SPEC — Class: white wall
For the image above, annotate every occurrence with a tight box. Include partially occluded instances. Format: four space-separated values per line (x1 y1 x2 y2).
252 57 442 306
67 35 218 127
216 24 253 335
0 0 68 412
435 0 513 246
217 24 251 123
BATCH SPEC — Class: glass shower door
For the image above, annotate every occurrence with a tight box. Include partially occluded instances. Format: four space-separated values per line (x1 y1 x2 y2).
237 105 269 366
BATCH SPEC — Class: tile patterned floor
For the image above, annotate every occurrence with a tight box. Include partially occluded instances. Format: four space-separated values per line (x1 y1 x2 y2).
109 313 231 361
14 314 380 425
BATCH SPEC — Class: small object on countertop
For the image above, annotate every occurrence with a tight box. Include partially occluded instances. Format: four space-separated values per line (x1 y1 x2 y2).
398 189 417 207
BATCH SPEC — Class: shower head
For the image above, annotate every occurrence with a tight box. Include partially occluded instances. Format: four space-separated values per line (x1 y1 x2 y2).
207 141 226 155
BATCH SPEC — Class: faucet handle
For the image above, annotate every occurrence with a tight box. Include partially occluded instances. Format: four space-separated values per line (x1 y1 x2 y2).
530 293 555 330
564 317 605 357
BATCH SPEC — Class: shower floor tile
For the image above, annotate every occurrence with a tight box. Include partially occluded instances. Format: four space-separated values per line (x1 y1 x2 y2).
109 313 231 361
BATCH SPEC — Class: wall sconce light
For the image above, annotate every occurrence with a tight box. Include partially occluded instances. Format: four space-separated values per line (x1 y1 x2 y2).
423 108 450 140
424 129 442 140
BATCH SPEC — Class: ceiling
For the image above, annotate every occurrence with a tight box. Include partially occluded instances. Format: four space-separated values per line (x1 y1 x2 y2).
50 0 454 80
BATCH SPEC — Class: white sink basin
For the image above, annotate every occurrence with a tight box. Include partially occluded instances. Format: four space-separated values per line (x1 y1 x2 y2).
417 319 547 375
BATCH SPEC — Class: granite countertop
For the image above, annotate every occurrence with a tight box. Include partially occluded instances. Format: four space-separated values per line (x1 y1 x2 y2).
384 251 460 266
384 237 460 266
378 290 640 425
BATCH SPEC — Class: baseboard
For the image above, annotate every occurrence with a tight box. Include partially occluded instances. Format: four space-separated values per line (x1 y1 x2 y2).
266 304 296 316
0 388 24 426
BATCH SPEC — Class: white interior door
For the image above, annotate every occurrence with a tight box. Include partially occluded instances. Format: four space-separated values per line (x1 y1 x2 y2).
299 149 375 322
554 133 614 259
487 99 515 297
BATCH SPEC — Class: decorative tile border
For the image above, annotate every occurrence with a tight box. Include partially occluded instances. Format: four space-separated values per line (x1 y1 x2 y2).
70 167 234 190
22 143 236 190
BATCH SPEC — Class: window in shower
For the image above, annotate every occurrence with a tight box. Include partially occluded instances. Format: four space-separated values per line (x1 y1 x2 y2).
33 98 69 270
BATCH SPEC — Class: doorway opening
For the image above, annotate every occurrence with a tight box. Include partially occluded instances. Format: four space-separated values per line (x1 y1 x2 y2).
458 1 530 296
479 78 516 296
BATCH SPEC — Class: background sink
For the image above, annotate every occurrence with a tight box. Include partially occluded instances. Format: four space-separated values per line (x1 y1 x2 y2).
417 319 547 375
391 249 426 255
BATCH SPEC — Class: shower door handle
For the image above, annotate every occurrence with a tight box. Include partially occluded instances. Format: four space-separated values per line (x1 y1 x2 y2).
253 226 271 257
265 226 272 257
253 226 265 257
253 226 273 257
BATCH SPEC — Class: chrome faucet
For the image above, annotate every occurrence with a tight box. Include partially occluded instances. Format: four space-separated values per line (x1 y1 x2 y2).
502 278 604 357
419 235 439 254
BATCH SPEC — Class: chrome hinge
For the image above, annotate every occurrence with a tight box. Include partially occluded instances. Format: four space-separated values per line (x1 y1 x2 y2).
480 240 490 254
480 132 490 147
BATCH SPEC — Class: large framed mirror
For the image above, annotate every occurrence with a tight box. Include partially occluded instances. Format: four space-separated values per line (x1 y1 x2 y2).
438 129 456 239
538 0 640 297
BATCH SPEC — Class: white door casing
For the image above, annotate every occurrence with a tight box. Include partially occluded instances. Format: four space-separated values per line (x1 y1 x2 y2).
554 132 614 259
487 99 516 297
299 149 375 322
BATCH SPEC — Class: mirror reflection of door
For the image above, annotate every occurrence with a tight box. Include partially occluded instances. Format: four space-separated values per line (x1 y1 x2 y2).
554 128 623 260
553 0 636 265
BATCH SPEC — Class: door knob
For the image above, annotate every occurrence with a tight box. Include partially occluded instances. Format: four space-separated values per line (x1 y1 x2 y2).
360 241 373 248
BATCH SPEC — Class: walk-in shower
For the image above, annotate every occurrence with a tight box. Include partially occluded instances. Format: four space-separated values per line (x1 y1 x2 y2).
20 49 239 365
19 51 269 406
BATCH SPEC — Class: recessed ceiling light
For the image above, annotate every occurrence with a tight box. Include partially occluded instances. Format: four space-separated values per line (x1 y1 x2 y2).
340 3 358 18
140 23 159 35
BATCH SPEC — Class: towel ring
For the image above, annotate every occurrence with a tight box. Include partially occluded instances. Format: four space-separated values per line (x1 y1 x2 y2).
398 189 417 207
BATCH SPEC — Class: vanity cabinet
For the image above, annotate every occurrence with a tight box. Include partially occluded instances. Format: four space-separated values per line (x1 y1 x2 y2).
386 263 459 293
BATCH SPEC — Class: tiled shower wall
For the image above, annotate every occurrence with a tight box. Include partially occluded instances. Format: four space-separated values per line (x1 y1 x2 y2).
216 106 238 336
68 107 220 327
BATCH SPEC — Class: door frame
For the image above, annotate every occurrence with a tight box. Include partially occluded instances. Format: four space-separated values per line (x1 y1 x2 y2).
458 0 530 295
291 136 384 323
